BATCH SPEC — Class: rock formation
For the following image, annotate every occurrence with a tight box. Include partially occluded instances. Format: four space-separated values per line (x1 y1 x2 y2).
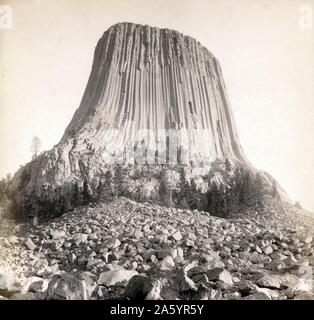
9 22 284 217
61 22 249 165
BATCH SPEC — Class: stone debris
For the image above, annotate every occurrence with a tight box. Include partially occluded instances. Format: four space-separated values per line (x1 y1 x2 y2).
0 197 313 300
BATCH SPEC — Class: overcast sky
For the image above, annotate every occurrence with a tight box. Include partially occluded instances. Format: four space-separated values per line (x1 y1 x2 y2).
0 0 313 211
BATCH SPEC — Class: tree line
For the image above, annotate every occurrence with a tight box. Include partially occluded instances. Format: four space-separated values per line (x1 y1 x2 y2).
159 160 279 217
0 174 11 205
17 166 124 222
14 161 280 221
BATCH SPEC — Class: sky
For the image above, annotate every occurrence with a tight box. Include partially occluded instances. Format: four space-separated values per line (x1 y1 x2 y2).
0 0 313 211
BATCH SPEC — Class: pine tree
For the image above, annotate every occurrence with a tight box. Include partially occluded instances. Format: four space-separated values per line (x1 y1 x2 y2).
189 179 200 210
199 191 208 212
0 178 6 204
272 178 279 199
228 182 240 215
207 182 220 216
295 201 302 209
98 170 114 202
177 167 190 209
23 193 32 221
97 180 103 201
31 136 42 160
159 170 171 207
29 188 39 221
71 181 81 207
240 170 251 207
219 184 227 216
82 180 91 205
57 193 66 217
253 172 264 207
104 170 113 199
113 165 124 197
64 190 72 211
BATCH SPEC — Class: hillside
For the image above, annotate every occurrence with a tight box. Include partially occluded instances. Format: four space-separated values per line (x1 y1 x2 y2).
1 198 313 300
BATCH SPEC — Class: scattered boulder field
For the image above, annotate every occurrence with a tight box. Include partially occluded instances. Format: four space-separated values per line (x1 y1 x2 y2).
1 197 314 300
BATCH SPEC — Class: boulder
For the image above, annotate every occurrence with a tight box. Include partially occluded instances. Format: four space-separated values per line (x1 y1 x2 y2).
159 256 175 271
47 272 94 300
50 230 66 240
124 275 154 299
72 233 88 245
206 268 233 285
98 269 138 286
263 245 273 255
0 267 24 298
302 236 313 244
134 229 143 239
256 275 282 289
170 231 182 242
26 277 49 293
184 239 195 247
187 232 197 241
25 239 36 251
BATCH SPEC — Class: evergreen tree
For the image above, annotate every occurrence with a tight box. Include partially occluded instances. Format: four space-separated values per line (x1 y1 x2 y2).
98 170 114 202
219 184 227 216
253 172 264 207
295 201 302 209
31 136 42 160
240 169 251 207
82 180 91 205
113 165 124 197
104 170 113 199
0 178 7 203
207 182 220 216
159 170 171 207
189 179 200 210
23 193 32 221
71 181 81 207
199 191 208 212
64 189 72 212
97 180 103 200
228 182 240 215
272 178 279 199
29 188 39 222
0 175 11 205
177 167 190 209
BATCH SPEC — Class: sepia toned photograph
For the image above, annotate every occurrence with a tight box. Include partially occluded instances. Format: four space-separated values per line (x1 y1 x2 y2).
0 0 314 308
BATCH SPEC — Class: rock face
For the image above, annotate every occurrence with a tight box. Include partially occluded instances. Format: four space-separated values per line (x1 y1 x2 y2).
10 22 283 217
61 22 248 164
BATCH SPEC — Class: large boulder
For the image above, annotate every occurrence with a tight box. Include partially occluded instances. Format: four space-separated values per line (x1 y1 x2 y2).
47 272 95 300
124 275 158 300
98 269 138 286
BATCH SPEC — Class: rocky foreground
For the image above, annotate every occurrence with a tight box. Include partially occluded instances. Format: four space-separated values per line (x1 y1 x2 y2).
1 198 314 300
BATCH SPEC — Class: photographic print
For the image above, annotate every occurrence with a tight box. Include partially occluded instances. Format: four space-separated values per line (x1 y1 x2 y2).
0 0 314 307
